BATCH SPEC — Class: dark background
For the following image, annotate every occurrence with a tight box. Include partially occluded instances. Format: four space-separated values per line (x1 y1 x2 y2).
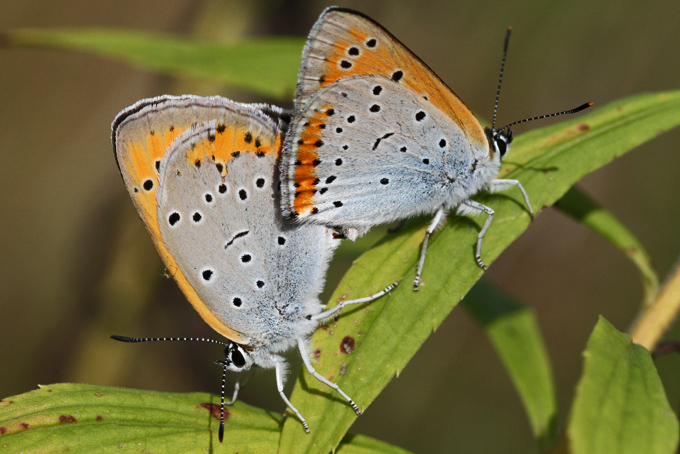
2 1 679 452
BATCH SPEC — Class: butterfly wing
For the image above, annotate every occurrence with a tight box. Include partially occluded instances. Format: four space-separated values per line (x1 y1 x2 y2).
113 97 335 348
283 75 489 229
294 7 486 146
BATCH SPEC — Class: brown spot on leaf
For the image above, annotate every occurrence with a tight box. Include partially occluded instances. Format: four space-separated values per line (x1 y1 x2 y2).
59 415 77 423
20 423 29 430
96 415 103 422
0 427 7 434
578 123 590 131
341 336 355 354
200 403 229 421
313 348 321 360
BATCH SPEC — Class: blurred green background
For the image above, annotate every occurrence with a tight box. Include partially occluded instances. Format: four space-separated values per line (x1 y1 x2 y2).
1 0 679 452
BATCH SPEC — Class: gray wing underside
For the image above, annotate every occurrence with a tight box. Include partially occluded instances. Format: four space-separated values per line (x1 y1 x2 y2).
283 75 477 230
158 120 336 347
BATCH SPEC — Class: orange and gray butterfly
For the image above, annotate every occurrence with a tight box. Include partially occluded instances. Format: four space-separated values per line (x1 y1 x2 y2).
112 95 398 434
282 7 562 291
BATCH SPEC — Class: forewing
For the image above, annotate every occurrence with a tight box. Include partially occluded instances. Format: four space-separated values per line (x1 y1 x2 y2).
295 7 486 148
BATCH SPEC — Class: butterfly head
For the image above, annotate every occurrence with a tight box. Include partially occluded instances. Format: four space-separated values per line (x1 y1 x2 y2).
485 126 513 160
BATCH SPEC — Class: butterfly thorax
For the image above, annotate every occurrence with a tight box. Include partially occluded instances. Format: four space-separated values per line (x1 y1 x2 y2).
442 150 500 211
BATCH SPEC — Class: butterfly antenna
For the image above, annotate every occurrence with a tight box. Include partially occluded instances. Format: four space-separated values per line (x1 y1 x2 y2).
219 360 227 442
498 102 593 132
111 335 229 347
492 27 512 131
112 335 232 441
490 29 592 135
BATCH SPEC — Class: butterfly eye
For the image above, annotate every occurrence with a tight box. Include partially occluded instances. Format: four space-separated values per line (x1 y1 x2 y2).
496 139 507 157
494 130 513 158
229 346 247 368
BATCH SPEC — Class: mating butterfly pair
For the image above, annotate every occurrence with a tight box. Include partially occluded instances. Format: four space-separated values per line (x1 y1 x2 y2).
111 6 590 441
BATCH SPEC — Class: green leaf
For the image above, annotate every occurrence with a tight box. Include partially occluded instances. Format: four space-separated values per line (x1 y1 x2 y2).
0 383 411 453
278 90 680 453
337 433 414 454
3 28 304 99
556 187 659 305
568 316 679 454
0 383 281 452
462 282 557 449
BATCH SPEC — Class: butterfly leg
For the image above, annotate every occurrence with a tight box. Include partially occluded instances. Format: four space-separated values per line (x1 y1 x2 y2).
275 360 309 433
226 371 241 405
490 179 534 217
311 281 398 321
297 338 361 415
458 200 495 270
413 207 445 291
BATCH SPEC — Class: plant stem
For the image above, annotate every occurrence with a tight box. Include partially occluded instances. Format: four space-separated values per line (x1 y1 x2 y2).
630 257 680 351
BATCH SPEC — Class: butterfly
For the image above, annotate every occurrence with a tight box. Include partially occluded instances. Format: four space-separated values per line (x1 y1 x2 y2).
281 7 591 290
111 95 396 441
